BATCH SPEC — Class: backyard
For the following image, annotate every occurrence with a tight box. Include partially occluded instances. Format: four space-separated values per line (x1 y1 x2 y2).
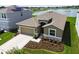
61 17 79 54
8 17 79 54
0 32 15 45
31 7 49 13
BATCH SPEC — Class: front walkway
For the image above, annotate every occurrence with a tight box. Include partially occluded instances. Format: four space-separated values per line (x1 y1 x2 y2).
0 34 41 53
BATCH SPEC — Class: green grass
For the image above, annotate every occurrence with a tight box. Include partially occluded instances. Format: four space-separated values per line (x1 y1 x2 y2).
23 48 57 54
0 32 15 45
32 8 49 13
7 48 57 54
67 17 76 24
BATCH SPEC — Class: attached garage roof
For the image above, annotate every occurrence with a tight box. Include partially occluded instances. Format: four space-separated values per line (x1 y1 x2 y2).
16 17 39 27
17 11 67 30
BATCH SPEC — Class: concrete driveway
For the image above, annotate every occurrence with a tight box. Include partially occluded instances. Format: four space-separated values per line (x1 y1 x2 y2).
0 34 41 53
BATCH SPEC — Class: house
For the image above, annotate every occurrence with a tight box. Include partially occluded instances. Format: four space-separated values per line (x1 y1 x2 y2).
16 11 67 42
76 12 79 36
0 5 32 31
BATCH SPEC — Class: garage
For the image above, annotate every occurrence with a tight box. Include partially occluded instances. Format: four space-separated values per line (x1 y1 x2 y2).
21 26 35 36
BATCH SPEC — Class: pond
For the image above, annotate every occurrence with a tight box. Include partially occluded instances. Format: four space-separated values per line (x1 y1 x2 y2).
33 8 79 17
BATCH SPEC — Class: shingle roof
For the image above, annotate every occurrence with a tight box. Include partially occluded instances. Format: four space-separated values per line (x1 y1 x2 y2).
0 5 22 13
17 11 67 30
16 17 39 27
42 11 67 30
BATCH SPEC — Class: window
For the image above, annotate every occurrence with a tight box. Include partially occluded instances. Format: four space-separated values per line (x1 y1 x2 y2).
49 29 56 36
2 13 6 18
21 12 23 16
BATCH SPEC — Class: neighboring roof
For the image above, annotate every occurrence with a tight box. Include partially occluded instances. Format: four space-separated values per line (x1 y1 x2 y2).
17 11 67 30
0 5 23 13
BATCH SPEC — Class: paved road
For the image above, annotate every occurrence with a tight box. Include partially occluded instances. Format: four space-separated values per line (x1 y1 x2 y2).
0 34 41 54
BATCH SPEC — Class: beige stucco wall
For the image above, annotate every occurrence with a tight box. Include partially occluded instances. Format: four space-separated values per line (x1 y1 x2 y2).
44 25 63 38
18 24 64 42
43 25 64 42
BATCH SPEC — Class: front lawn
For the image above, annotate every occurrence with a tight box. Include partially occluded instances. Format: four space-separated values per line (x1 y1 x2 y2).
7 48 57 54
0 32 15 45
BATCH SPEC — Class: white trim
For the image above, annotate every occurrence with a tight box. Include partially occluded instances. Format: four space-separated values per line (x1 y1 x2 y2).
43 21 55 27
18 26 21 33
43 34 62 39
48 28 56 37
76 13 79 36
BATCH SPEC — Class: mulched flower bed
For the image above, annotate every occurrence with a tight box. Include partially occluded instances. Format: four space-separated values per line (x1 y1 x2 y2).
24 39 64 52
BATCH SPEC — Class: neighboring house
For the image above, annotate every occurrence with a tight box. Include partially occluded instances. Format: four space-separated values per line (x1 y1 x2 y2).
17 11 67 42
76 12 79 36
0 5 32 31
